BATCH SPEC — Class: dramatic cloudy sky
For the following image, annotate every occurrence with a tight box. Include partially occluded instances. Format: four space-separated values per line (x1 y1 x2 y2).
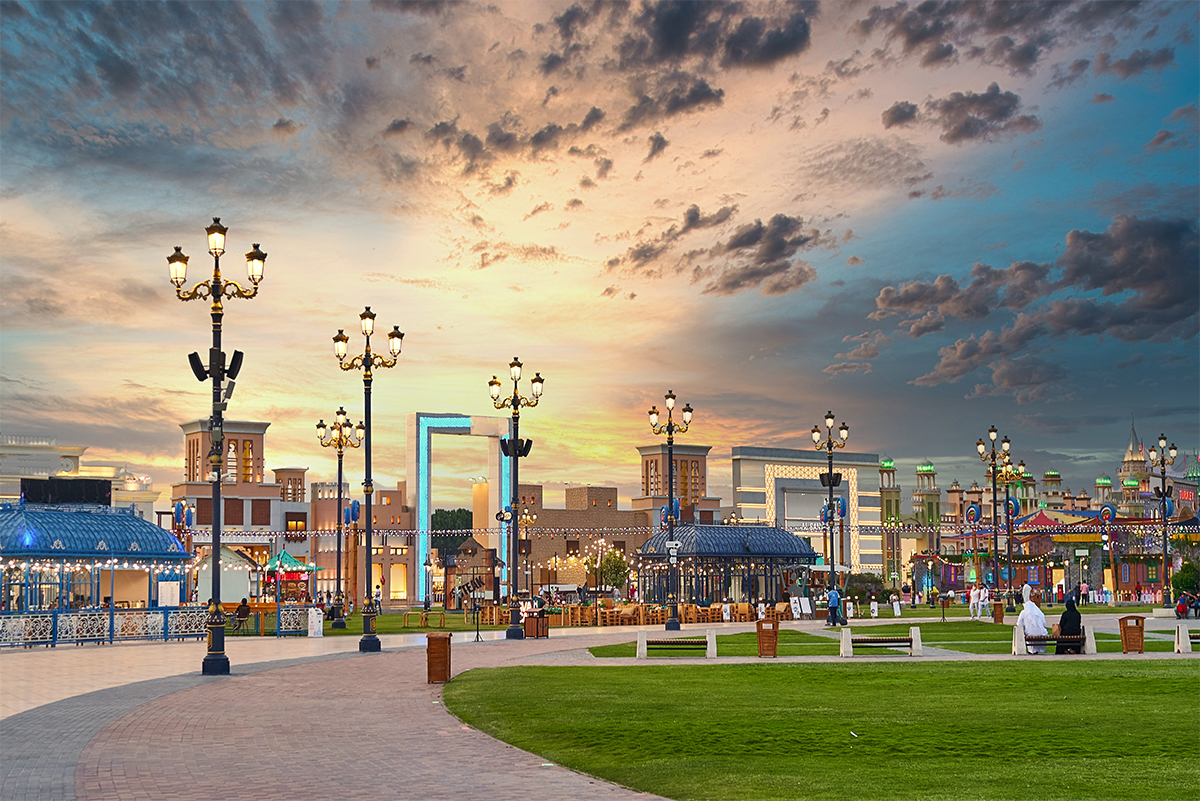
2 0 1197 512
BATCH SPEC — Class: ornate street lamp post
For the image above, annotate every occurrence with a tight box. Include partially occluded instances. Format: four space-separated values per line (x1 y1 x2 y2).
999 456 1024 613
1147 435 1177 606
489 357 544 640
812 412 849 620
333 307 403 652
519 507 537 596
977 427 1010 594
649 391 692 631
317 407 363 629
168 217 266 676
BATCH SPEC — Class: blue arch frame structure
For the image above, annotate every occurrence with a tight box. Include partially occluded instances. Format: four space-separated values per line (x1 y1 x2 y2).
405 413 510 600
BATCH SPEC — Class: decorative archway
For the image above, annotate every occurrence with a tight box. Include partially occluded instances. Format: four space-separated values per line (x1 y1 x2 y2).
405 413 510 599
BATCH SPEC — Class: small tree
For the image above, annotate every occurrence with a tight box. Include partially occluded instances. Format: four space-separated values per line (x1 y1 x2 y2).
1172 560 1199 597
599 550 630 593
430 508 473 553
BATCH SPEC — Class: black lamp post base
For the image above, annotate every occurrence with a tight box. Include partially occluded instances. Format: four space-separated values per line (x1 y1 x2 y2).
202 653 230 675
359 634 381 652
665 617 681 631
505 624 525 640
331 619 346 630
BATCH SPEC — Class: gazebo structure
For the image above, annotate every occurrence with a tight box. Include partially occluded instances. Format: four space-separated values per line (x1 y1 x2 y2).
1 502 191 612
636 524 818 605
263 549 322 603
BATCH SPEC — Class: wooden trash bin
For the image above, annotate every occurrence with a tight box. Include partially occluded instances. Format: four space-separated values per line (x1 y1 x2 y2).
524 613 549 639
427 632 452 683
1118 615 1145 654
992 601 1005 624
756 618 778 658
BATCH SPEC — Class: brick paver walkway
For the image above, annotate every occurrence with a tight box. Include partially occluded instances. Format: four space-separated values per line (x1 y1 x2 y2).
1 615 1194 800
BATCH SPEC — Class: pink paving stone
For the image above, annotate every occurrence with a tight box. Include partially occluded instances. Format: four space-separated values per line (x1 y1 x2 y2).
75 636 669 801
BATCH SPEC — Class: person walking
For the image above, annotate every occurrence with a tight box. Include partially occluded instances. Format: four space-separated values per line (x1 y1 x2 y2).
969 583 980 620
826 586 841 628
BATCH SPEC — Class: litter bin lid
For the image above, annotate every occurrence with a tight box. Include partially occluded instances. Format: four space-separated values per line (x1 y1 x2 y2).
426 632 453 640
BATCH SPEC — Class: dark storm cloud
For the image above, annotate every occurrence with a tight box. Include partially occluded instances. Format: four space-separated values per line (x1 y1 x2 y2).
921 83 1041 144
384 118 412 137
881 101 918 128
852 0 1144 73
619 74 725 130
580 106 605 131
921 41 957 67
721 11 812 67
610 203 737 274
1094 46 1175 80
698 214 822 296
603 1 816 71
645 131 669 161
369 1 463 14
901 215 1197 388
1051 215 1199 340
1047 58 1091 89
271 118 299 137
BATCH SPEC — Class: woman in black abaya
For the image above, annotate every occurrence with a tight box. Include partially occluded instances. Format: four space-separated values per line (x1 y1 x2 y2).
1055 596 1083 654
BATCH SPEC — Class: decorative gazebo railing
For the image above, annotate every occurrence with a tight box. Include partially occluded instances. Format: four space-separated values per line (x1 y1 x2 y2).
0 603 317 648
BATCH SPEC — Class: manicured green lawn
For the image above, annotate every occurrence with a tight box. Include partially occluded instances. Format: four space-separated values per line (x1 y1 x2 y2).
322 610 505 635
444 661 1199 801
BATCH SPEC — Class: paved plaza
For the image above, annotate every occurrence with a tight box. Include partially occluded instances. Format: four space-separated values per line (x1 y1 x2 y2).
1 615 1194 801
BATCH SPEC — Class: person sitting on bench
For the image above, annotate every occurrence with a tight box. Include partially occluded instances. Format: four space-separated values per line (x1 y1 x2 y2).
1016 585 1047 654
232 598 252 631
1055 597 1082 654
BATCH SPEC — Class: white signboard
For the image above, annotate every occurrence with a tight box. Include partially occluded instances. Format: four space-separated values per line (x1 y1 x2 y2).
665 540 682 549
157 581 180 608
799 597 814 616
789 597 802 619
307 608 324 637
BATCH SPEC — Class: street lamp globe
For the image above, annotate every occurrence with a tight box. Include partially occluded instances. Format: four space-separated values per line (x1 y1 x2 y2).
530 372 544 399
811 426 821 444
167 247 189 287
333 330 349 360
205 217 227 257
360 307 376 336
682 404 693 425
245 243 266 284
648 406 659 427
489 376 502 400
509 357 522 382
388 326 404 356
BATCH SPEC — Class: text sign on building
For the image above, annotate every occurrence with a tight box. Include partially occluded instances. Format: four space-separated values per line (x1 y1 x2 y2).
1075 549 1090 557
665 540 681 549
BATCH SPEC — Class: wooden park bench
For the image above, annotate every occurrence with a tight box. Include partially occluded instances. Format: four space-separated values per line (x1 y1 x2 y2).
637 629 717 659
839 627 923 657
1012 625 1097 655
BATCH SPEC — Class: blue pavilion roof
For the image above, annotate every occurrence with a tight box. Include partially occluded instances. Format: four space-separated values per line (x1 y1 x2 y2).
0 503 190 561
639 524 818 561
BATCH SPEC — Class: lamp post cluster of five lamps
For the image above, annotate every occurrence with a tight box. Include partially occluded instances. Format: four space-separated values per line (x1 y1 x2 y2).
334 309 404 652
490 358 544 639
168 218 266 675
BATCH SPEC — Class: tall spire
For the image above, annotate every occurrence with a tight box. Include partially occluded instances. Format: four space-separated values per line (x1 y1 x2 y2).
1123 417 1142 463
